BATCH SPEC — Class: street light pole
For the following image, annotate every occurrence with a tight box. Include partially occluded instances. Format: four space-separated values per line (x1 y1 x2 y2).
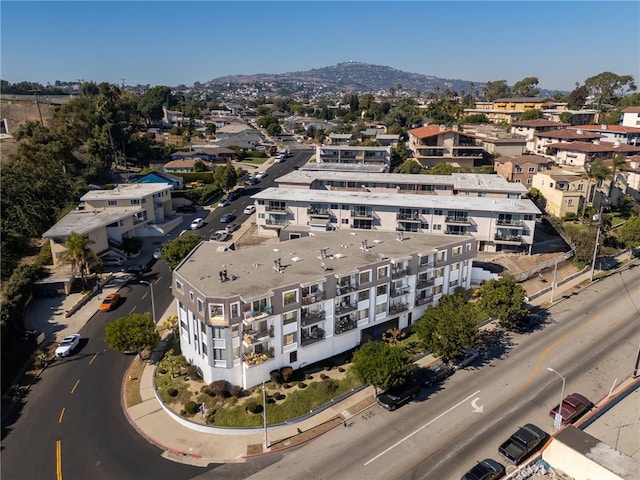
590 208 603 282
262 381 269 451
547 367 566 429
139 280 156 324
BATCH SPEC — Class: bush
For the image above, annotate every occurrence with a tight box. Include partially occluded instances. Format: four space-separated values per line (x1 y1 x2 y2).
299 382 307 389
205 410 216 424
230 385 244 398
273 391 284 400
246 401 260 414
338 367 345 373
320 379 338 395
186 364 201 380
167 388 178 397
324 365 332 371
280 366 294 382
184 401 199 415
270 369 283 384
158 367 168 375
210 379 229 397
283 383 291 389
305 374 313 380
320 373 328 380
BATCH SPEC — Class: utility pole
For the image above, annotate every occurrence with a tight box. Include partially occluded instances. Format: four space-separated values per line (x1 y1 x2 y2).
30 89 44 127
120 78 126 89
590 207 603 282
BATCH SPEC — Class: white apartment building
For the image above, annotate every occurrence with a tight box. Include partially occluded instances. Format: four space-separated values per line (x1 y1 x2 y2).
313 145 391 172
173 230 476 389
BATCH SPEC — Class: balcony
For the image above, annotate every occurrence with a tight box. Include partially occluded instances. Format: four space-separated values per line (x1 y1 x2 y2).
335 301 356 315
494 234 522 244
396 212 421 222
415 295 433 306
335 315 357 335
307 208 330 218
351 211 374 219
265 217 288 226
445 215 472 225
390 286 411 298
496 218 525 227
391 267 410 279
243 325 274 346
416 277 435 289
418 260 434 271
301 309 325 327
336 283 357 294
243 349 274 367
389 303 409 315
265 206 288 214
301 291 325 305
301 327 325 346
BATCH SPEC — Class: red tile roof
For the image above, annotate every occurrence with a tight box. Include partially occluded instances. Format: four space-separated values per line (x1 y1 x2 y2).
548 141 640 153
512 119 568 127
496 154 552 165
537 129 603 140
622 106 640 113
567 124 640 134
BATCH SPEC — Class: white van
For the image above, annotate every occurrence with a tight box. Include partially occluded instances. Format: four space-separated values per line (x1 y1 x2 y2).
101 254 125 267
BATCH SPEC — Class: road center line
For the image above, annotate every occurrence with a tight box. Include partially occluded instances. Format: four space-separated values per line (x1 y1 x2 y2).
58 408 65 424
89 353 98 365
364 389 481 466
70 380 80 394
56 439 63 480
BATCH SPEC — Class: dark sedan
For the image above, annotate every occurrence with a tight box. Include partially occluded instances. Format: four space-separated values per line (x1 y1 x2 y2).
416 364 455 387
461 458 505 480
220 213 236 223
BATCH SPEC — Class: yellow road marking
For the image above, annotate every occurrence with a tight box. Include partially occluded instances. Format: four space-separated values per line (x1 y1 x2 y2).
89 353 98 365
70 380 80 394
58 408 65 424
128 306 136 315
141 292 149 301
56 440 62 480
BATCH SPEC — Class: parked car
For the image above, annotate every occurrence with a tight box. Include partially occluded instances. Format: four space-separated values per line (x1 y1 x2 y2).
245 177 259 186
55 334 81 357
228 190 243 201
220 213 236 223
498 423 549 465
122 264 148 275
153 247 162 259
99 292 121 312
416 363 455 387
218 198 231 207
376 380 421 411
256 171 268 179
274 155 285 163
190 217 204 229
101 254 125 267
549 393 591 425
452 348 480 370
460 458 506 480
225 223 240 234
210 231 230 242
243 205 256 215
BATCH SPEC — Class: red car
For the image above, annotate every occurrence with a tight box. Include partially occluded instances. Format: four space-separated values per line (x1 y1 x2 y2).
549 393 591 425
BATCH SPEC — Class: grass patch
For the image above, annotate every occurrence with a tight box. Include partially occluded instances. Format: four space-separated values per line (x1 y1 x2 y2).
124 358 146 407
156 371 189 404
240 157 267 165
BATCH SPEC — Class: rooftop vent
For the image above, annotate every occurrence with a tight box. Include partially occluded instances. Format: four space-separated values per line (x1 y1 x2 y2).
333 253 346 259
291 256 302 262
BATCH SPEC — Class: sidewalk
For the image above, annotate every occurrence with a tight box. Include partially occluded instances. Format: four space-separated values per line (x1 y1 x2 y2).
22 238 638 466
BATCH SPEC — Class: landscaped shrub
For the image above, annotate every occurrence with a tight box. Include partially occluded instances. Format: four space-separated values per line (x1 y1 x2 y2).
283 383 291 389
324 365 332 371
246 401 260 414
281 366 294 382
320 373 328 380
338 367 345 373
184 401 199 415
230 385 244 398
158 367 168 375
320 379 338 395
299 382 307 389
273 391 284 400
270 369 283 384
167 387 178 397
305 374 313 380
186 364 201 380
205 410 216 424
210 379 229 397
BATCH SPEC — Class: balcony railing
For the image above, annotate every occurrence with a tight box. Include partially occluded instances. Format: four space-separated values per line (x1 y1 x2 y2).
417 277 435 288
396 212 421 221
350 211 374 219
301 328 325 346
445 216 471 224
415 295 433 306
496 219 524 227
265 206 288 214
307 208 330 217
335 315 357 335
265 218 288 226
391 267 410 279
243 326 274 345
494 234 522 244
335 301 356 315
336 284 356 294
244 350 274 367
390 286 411 298
301 291 325 305
301 310 325 327
389 303 409 315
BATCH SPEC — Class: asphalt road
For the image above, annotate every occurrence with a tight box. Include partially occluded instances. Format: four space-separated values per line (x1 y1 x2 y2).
240 264 640 480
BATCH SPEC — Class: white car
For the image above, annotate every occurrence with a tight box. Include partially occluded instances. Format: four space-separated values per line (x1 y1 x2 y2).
190 217 204 230
274 155 285 163
55 334 81 357
243 205 256 215
256 171 268 179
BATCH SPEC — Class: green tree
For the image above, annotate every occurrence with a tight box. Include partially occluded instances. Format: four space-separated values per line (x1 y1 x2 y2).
584 72 637 111
59 233 97 289
137 85 173 123
427 163 459 175
567 84 589 109
482 80 510 101
193 159 207 172
412 294 479 363
349 341 414 395
394 159 423 174
213 161 238 193
104 312 160 359
581 159 612 219
559 112 574 124
511 77 540 97
520 109 544 120
475 276 528 330
618 215 640 247
161 233 203 270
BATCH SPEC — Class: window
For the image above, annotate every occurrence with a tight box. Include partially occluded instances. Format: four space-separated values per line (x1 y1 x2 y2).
130 199 140 205
342 218 349 224
567 199 574 206
209 304 223 317
577 184 584 191
436 250 446 262
283 332 297 346
434 285 443 294
516 167 523 173
197 299 203 312
433 224 442 231
283 289 298 305
434 209 443 216
289 351 297 363
108 200 117 206
375 302 387 315
230 302 240 319
376 284 387 296
283 310 297 325
453 246 462 256
377 266 388 279
477 192 487 197
527 178 532 185
331 204 338 210
232 324 239 338
466 243 472 251
357 308 368 320
528 167 536 173
435 267 444 278
359 270 371 284
189 291 194 301
421 208 431 214
451 262 459 271
358 289 370 302
175 280 183 291
202 342 207 356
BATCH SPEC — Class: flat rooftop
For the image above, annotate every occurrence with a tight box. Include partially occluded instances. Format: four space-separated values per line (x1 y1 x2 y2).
80 183 171 201
252 188 541 214
42 207 143 238
174 230 468 300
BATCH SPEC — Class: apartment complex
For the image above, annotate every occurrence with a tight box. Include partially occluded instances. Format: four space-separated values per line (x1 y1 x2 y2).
494 154 556 187
313 145 392 172
173 230 476 389
407 124 484 169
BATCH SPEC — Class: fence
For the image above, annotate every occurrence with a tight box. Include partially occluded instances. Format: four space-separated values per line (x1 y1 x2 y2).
510 251 574 283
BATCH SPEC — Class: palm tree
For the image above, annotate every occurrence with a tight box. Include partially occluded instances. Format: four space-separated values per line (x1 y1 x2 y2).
60 232 97 289
580 158 612 220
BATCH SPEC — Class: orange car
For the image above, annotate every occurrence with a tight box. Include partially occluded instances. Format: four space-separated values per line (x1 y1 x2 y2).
99 293 120 311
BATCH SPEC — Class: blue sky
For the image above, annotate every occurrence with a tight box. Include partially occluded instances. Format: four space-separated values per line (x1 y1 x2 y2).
2 1 639 91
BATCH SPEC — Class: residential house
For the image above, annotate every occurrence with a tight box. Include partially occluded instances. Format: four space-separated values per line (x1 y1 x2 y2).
464 97 556 124
540 105 598 125
547 140 640 167
621 106 640 128
43 183 176 267
533 128 604 156
407 124 484 169
251 186 539 253
132 171 184 190
494 155 555 187
530 170 589 218
173 229 476 389
327 133 354 145
164 158 216 173
510 119 569 153
566 124 640 146
461 124 527 157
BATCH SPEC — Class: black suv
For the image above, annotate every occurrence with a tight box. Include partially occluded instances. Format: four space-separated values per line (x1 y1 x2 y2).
376 380 421 411
460 458 505 480
416 364 455 387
